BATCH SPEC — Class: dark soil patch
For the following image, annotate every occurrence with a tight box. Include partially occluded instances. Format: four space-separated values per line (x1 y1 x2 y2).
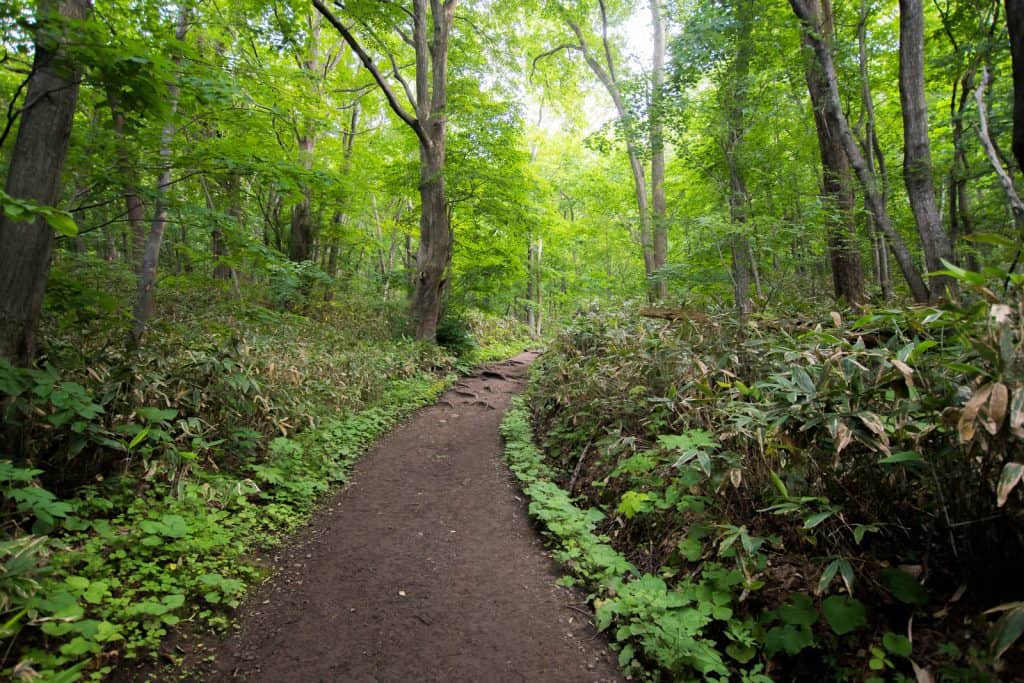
125 352 622 682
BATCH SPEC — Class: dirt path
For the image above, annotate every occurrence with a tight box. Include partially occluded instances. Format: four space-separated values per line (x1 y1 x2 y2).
200 352 622 682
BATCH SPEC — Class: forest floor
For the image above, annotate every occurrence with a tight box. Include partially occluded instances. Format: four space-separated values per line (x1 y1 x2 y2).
135 351 622 682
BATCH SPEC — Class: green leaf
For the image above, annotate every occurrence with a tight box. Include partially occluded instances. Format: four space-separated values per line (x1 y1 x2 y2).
986 602 1024 659
778 593 817 627
996 462 1024 508
880 568 928 605
822 595 867 635
765 624 814 656
136 406 178 423
617 643 634 667
877 451 924 465
45 210 79 236
882 632 912 657
769 470 789 498
128 426 152 449
803 509 835 529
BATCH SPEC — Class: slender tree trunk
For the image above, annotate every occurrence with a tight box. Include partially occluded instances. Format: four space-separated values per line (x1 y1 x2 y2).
725 0 757 315
803 0 865 306
111 110 147 272
557 7 653 287
129 6 188 347
857 1 893 299
1006 0 1024 174
650 0 668 300
976 66 1024 236
791 0 930 303
0 0 92 366
899 0 956 300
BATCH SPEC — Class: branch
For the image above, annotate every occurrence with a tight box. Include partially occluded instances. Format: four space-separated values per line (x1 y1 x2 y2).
388 50 417 109
597 0 617 84
530 43 578 81
975 66 1024 224
312 0 427 146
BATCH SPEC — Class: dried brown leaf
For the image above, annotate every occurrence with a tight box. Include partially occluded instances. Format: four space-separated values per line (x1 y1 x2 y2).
958 383 993 444
985 382 1009 435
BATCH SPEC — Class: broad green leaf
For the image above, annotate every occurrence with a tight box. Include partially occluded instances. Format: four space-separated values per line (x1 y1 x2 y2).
822 595 867 635
880 568 928 605
987 602 1024 659
882 632 912 657
45 211 79 236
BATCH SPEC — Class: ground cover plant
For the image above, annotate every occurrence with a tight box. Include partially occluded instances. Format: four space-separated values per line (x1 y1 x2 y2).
516 269 1024 681
0 255 529 681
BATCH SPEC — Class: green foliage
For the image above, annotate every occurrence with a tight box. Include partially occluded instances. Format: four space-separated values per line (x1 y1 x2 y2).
523 300 1023 679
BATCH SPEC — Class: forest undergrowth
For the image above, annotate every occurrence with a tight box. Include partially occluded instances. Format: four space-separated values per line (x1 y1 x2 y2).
512 270 1024 682
0 254 530 682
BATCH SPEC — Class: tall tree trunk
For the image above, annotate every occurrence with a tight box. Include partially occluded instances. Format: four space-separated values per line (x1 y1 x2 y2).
725 0 757 315
1006 0 1024 174
899 0 956 300
857 0 893 300
803 0 865 306
975 66 1024 236
0 0 92 366
315 0 457 341
289 135 316 262
129 6 188 347
790 0 930 303
111 110 147 272
650 0 668 301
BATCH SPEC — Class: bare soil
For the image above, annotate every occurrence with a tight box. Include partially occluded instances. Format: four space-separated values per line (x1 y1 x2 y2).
168 352 622 682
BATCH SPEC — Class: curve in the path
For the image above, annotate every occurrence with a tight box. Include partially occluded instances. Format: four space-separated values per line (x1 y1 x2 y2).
206 352 622 682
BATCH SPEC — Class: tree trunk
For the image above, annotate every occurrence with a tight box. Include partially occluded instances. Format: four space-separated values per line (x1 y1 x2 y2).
725 0 757 315
557 6 653 288
857 0 893 300
0 0 92 366
1006 0 1024 174
409 135 451 341
803 0 865 306
650 0 668 301
315 0 457 341
111 110 147 272
129 6 188 347
288 136 316 262
975 66 1024 236
899 0 956 300
790 0 930 303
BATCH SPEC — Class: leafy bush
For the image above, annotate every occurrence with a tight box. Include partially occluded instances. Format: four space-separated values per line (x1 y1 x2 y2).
522 281 1024 680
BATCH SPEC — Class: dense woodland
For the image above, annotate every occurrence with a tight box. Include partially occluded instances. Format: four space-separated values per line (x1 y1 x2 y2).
2 0 1024 680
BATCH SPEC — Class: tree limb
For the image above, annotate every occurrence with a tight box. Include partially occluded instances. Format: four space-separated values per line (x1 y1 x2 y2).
530 43 578 81
312 0 427 146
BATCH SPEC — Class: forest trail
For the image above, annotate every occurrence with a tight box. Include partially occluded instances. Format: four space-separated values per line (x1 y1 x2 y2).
199 352 622 682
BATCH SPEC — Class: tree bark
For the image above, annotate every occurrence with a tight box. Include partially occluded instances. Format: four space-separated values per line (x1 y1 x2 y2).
1006 0 1024 174
650 0 668 301
316 0 457 341
0 0 92 366
899 0 956 300
725 0 757 315
790 0 930 303
110 109 147 272
857 0 892 299
802 0 865 306
129 6 188 347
